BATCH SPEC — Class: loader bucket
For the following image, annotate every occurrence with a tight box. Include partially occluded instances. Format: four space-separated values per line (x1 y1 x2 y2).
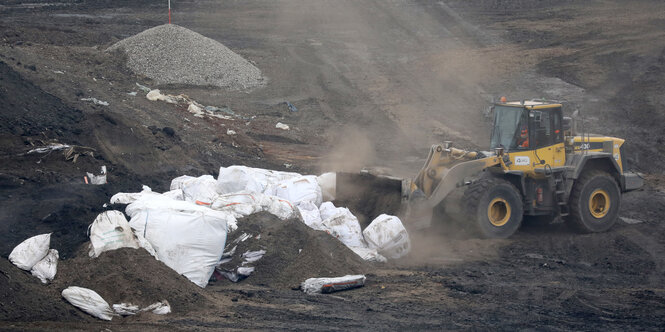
333 171 407 228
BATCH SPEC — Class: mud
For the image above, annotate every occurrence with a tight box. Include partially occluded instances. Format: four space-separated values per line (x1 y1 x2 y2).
1 0 665 330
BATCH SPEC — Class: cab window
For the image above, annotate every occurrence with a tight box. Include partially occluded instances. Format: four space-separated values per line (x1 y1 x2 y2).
531 107 563 148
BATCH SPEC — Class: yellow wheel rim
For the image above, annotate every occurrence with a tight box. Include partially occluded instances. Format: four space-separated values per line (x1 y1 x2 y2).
488 198 511 227
588 189 610 219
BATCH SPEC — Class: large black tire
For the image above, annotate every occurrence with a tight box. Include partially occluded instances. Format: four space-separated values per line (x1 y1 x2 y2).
567 170 621 233
463 177 523 238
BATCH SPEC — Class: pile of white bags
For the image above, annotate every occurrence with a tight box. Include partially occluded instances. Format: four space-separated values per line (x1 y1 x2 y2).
100 165 410 289
8 233 59 283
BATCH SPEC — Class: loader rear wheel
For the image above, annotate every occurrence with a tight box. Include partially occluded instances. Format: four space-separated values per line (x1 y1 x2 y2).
567 170 620 233
463 177 523 238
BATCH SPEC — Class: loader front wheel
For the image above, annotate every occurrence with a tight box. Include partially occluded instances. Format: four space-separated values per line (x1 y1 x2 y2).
567 170 620 233
463 177 523 238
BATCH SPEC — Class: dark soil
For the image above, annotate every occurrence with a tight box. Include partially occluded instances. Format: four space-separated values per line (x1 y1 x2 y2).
212 212 366 288
1 0 665 330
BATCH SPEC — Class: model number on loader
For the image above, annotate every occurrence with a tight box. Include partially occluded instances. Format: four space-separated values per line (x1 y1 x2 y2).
515 156 530 166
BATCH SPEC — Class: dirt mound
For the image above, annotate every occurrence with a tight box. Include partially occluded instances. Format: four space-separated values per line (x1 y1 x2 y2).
108 24 264 89
214 212 367 288
0 257 90 322
53 248 212 314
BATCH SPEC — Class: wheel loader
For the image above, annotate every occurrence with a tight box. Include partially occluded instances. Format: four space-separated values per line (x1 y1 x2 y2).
335 99 643 238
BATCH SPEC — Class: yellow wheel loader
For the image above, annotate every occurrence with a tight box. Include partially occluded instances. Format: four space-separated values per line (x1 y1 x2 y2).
336 99 643 238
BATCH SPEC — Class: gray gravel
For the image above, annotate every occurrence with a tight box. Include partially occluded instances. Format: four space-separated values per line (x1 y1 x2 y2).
108 24 264 90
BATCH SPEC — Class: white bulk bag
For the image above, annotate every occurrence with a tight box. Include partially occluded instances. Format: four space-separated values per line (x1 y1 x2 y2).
321 208 366 248
128 196 233 288
259 195 298 220
363 214 411 259
318 201 338 221
170 175 196 191
182 175 218 205
216 165 301 194
62 286 115 321
8 233 51 271
317 172 336 201
297 201 324 230
30 249 59 283
210 191 263 218
268 175 322 207
89 211 140 258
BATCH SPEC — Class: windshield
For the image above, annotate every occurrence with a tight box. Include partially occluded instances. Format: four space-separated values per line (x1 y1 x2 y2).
490 106 529 151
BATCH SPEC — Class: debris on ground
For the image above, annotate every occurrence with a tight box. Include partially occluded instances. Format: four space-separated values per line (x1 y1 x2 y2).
108 24 264 89
85 165 107 185
301 275 366 294
80 97 109 106
284 101 298 112
275 122 290 130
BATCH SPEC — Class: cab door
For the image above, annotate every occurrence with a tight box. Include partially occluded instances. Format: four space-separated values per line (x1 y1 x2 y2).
530 107 565 168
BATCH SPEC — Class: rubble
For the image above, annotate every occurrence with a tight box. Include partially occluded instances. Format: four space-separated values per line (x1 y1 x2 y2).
108 24 264 89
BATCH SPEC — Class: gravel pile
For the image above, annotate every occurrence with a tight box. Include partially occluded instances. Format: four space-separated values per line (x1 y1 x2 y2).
108 24 264 89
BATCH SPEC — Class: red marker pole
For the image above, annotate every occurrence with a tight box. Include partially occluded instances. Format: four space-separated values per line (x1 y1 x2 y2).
168 0 171 24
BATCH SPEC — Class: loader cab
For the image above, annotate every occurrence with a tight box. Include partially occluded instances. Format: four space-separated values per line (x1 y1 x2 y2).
490 100 565 171
490 101 564 152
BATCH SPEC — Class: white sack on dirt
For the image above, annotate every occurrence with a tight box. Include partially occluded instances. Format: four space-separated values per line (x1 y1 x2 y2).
127 196 233 287
8 233 51 271
62 286 115 321
108 24 264 90
113 303 140 316
30 249 59 283
363 214 411 259
88 211 140 258
301 275 366 294
216 165 301 195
